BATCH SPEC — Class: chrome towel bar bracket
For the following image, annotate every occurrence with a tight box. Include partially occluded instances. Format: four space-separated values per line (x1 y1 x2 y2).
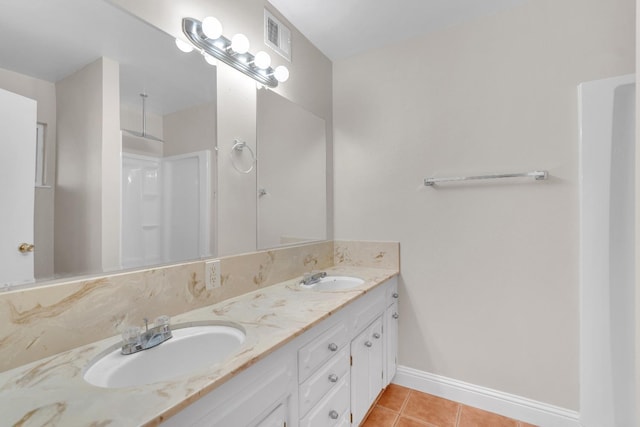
424 170 548 186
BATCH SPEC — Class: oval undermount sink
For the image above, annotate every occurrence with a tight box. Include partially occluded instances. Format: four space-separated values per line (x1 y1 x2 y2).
301 275 365 291
84 324 245 388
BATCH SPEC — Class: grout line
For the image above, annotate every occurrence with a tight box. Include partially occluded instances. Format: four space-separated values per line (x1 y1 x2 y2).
398 413 437 427
398 389 411 414
391 410 400 427
455 403 462 427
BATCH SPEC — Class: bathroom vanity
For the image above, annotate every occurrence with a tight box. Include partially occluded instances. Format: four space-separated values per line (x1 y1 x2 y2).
0 266 398 426
165 275 398 427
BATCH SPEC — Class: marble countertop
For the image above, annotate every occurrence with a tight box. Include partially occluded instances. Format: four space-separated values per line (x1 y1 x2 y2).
0 266 397 427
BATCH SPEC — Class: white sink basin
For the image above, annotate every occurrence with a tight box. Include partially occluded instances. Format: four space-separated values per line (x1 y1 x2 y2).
301 275 365 291
84 323 245 388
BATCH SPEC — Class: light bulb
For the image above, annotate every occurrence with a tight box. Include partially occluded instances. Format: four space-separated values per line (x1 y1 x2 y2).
254 51 271 69
203 53 217 66
202 16 223 39
231 33 250 54
175 38 194 53
274 65 289 83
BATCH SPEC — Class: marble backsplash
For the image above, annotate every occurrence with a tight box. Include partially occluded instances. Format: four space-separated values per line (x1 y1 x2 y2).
334 240 399 269
0 240 398 372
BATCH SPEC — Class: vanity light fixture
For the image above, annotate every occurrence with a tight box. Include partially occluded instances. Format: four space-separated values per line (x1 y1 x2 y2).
202 16 223 39
253 51 271 69
230 33 250 54
180 17 289 88
203 53 217 66
174 38 194 53
273 65 289 83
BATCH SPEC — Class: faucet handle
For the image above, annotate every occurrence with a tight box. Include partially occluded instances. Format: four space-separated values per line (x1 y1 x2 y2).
122 326 141 345
155 315 170 330
154 315 170 326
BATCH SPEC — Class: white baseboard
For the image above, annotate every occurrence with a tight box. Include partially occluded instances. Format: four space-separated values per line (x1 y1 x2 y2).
393 366 581 427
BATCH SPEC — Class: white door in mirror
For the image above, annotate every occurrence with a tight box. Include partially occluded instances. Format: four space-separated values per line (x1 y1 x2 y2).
0 88 37 287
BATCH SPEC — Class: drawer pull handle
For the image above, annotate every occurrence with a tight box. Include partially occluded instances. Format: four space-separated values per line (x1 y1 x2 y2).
373 332 381 339
365 341 373 348
328 342 338 351
392 292 399 298
328 374 339 383
392 312 399 319
329 410 339 420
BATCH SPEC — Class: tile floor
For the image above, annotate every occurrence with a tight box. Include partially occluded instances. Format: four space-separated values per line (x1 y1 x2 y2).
361 384 538 427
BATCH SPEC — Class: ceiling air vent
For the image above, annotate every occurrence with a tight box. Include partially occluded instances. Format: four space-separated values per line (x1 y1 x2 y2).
264 9 291 61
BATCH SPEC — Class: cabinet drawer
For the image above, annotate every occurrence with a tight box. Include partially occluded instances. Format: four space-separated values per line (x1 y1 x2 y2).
299 322 349 382
299 347 349 417
300 375 350 427
351 288 385 336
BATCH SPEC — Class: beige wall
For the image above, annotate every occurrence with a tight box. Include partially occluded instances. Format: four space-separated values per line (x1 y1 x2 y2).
121 103 164 156
0 68 57 279
334 0 634 409
101 58 121 272
636 0 639 422
55 58 121 275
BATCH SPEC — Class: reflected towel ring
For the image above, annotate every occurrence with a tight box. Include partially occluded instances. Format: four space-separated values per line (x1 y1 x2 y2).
230 139 255 174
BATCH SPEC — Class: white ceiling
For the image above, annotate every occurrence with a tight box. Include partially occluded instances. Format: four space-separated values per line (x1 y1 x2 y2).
0 0 531 113
268 0 529 60
0 0 216 115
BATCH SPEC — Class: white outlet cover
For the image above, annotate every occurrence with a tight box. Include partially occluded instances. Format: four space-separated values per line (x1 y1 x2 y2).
205 260 221 290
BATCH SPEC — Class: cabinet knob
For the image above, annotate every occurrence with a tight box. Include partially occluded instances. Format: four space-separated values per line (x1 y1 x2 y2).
373 332 381 339
392 292 399 298
329 410 339 420
328 374 339 383
365 341 373 348
328 342 338 351
392 312 399 319
18 243 34 253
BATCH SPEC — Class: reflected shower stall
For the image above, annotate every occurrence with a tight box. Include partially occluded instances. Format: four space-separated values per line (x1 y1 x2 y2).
121 148 211 269
579 74 635 427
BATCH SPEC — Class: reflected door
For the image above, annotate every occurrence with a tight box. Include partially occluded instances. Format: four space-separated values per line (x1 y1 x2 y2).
0 87 37 286
256 89 326 249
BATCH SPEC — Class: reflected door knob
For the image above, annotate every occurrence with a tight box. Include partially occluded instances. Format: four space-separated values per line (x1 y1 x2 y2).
365 341 372 348
329 410 339 420
18 243 34 253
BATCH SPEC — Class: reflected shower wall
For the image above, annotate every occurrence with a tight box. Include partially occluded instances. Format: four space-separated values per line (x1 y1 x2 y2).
121 148 211 269
579 74 635 427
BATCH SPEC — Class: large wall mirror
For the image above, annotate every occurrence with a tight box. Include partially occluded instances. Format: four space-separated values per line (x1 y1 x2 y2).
0 0 328 289
0 0 216 287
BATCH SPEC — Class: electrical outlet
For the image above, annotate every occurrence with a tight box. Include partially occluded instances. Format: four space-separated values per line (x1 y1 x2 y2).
205 260 221 290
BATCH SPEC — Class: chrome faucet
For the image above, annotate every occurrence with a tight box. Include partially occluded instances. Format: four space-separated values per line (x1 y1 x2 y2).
300 271 327 286
121 315 172 355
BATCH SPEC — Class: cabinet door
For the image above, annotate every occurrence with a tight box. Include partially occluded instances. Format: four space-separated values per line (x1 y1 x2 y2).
255 402 287 427
385 301 398 386
350 317 384 426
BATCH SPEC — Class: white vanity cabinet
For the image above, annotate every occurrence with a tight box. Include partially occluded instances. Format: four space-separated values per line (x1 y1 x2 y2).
298 322 351 426
384 280 399 386
163 340 297 427
164 276 398 427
